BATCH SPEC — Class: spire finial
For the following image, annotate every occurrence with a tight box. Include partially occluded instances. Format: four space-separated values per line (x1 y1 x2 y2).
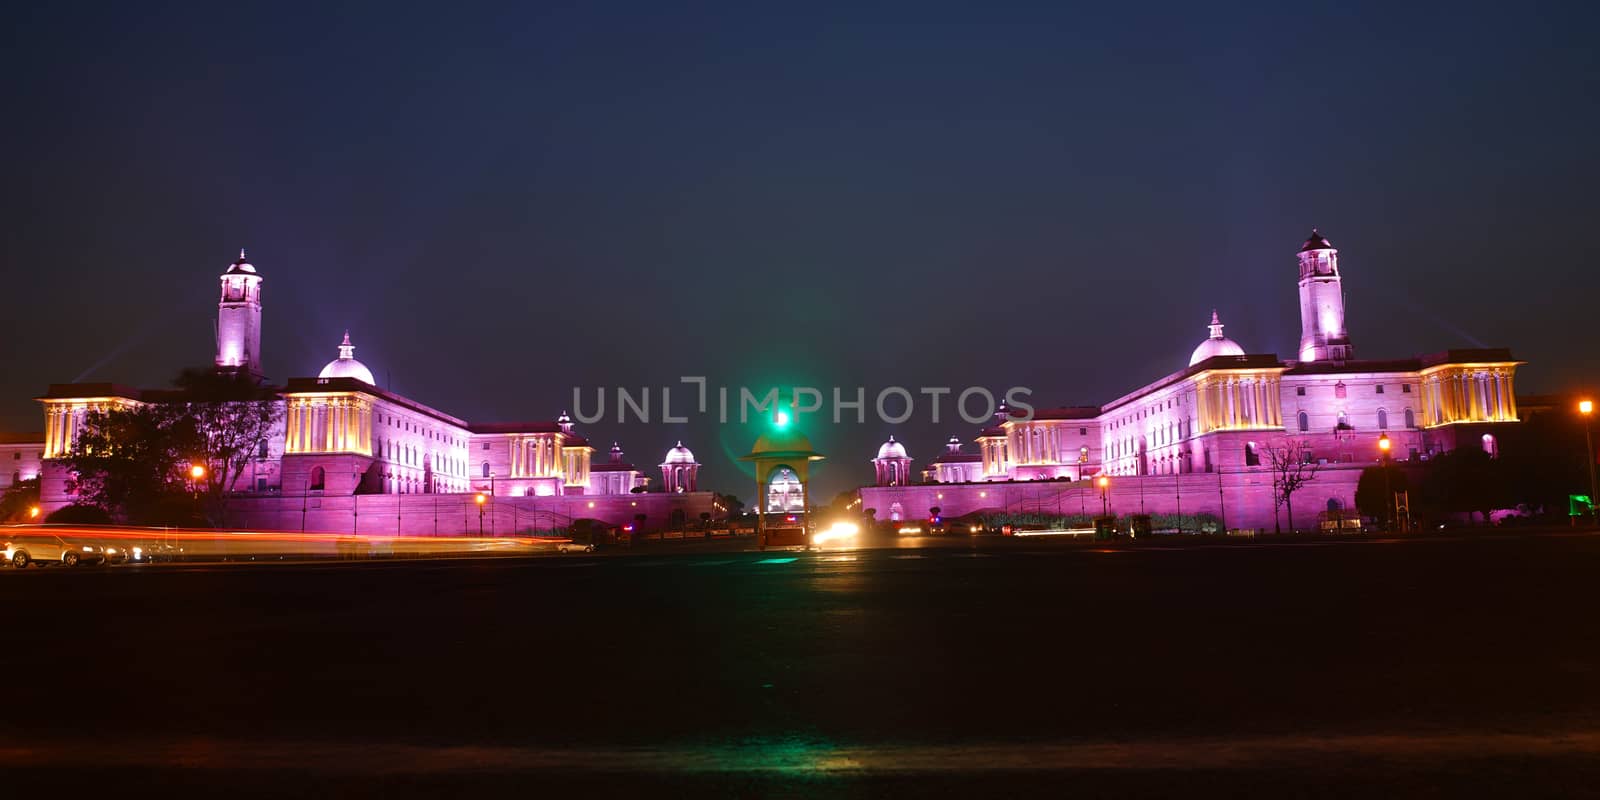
239 247 247 260
337 330 355 360
1207 311 1226 340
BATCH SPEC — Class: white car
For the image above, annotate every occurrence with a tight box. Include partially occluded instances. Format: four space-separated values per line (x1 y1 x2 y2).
5 534 107 568
556 542 595 554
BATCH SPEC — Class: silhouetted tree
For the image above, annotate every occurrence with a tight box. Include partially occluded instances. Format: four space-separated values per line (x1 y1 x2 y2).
1267 438 1320 533
1355 464 1411 524
0 476 40 522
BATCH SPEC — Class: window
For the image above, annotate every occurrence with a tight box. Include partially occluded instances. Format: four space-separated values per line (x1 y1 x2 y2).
1079 427 1087 436
481 462 491 478
258 440 269 459
1377 409 1388 430
1375 385 1385 394
1334 382 1347 399
309 466 326 491
1404 408 1416 429
1245 442 1260 467
1402 384 1412 394
482 442 490 451
1297 411 1309 432
1296 387 1306 396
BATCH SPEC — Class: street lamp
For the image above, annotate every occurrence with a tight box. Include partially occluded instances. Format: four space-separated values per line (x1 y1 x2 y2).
1096 475 1110 517
475 492 487 535
1377 433 1393 531
1581 400 1597 527
28 506 40 520
189 464 207 481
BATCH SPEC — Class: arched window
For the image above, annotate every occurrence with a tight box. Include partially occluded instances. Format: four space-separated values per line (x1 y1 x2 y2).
1482 433 1498 458
1404 408 1416 429
1297 411 1309 432
1245 442 1260 467
309 466 326 491
481 461 491 478
1377 409 1388 430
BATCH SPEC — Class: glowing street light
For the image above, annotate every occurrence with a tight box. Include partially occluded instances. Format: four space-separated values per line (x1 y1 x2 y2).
190 464 206 480
1582 400 1597 527
475 492 487 535
1096 475 1110 517
774 409 790 428
28 506 40 519
1377 433 1393 531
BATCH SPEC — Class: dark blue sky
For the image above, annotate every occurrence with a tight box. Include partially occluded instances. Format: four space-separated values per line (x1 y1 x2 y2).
3 2 1596 500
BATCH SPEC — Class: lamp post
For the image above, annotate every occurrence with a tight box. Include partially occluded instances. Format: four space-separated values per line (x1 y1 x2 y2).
189 463 206 503
1378 432 1393 531
1096 475 1110 517
475 492 487 535
1582 400 1597 527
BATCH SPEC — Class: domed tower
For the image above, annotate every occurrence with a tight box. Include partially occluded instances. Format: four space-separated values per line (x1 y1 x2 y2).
318 330 376 385
1297 229 1353 363
1189 310 1246 366
872 435 912 486
215 249 263 376
660 441 699 492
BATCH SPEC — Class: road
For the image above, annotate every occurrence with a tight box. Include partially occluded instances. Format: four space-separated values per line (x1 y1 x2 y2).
3 529 1599 797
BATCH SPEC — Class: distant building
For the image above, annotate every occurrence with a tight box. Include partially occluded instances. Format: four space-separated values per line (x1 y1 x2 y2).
862 230 1525 529
33 251 717 532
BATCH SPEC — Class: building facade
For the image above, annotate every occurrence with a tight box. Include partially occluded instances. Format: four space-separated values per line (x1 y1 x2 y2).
862 230 1523 530
32 251 717 533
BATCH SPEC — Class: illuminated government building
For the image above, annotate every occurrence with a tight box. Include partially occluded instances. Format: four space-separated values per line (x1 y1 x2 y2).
864 231 1523 529
33 251 716 533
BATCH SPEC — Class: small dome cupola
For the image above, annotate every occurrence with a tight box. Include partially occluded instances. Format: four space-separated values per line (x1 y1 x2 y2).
663 441 697 465
1299 228 1333 252
317 330 377 385
1189 310 1247 366
876 435 909 461
224 247 257 275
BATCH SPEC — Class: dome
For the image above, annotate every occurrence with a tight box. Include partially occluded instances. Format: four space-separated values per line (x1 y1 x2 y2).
318 330 376 385
876 435 909 460
224 248 257 275
663 441 697 465
1299 228 1333 252
745 427 824 462
1189 310 1246 366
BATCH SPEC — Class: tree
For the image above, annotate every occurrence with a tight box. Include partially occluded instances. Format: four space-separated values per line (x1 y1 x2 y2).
170 368 282 524
714 492 745 518
64 402 202 523
62 367 281 526
1266 438 1321 533
1418 448 1510 524
1355 464 1411 524
0 476 40 522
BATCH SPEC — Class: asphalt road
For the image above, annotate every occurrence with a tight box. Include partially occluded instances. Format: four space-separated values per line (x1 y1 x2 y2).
4 530 1600 797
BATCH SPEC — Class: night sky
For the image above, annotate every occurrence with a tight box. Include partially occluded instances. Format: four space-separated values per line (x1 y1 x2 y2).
3 3 1597 501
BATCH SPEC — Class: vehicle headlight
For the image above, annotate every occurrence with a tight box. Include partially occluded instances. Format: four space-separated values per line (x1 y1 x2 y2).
82 546 96 552
132 547 143 559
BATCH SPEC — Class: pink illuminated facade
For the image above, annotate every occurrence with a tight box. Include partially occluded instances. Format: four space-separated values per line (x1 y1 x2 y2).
33 251 720 533
861 230 1525 531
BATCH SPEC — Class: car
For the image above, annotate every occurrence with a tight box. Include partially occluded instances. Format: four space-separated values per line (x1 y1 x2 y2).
4 534 108 568
556 542 595 553
100 542 131 565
